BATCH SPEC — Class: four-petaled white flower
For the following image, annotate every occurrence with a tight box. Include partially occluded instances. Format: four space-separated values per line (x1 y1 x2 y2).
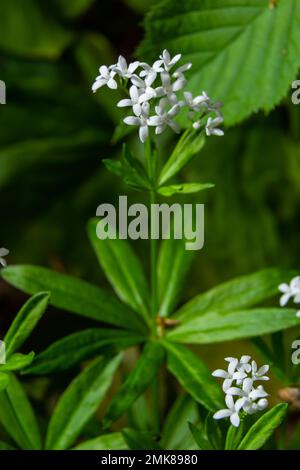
212 355 270 428
112 55 140 79
124 102 150 144
213 394 246 428
212 357 247 392
205 116 224 136
0 248 9 267
278 275 300 317
92 50 224 142
251 361 269 382
156 71 186 104
92 65 117 92
148 103 180 135
117 85 149 116
159 49 181 72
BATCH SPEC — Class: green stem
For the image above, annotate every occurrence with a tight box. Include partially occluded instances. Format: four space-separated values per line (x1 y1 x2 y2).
150 190 158 317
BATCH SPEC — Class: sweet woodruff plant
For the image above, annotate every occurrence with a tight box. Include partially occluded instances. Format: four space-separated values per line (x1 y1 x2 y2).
0 51 299 451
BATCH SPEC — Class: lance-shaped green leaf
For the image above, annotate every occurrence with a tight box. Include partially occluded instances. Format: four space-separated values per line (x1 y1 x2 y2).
1 265 146 333
0 440 17 450
1 352 34 372
122 429 162 450
168 308 300 344
138 0 300 126
163 342 223 412
161 395 199 450
158 236 195 318
238 404 288 450
0 373 9 392
73 432 128 450
54 0 95 19
88 219 151 323
158 131 205 186
189 422 213 450
174 268 298 322
4 292 50 357
0 374 41 449
46 354 121 450
157 183 214 197
0 0 73 59
102 342 164 429
24 328 144 375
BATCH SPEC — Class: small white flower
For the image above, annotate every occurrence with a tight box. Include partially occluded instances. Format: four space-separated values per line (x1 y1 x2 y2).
130 74 157 100
251 360 269 382
160 49 182 72
213 394 246 428
92 65 118 92
140 60 164 81
124 102 150 143
0 248 9 267
213 355 270 427
117 85 149 115
112 56 140 79
156 71 186 104
279 276 300 307
212 358 247 392
172 62 192 79
148 102 180 135
205 116 224 137
183 91 210 112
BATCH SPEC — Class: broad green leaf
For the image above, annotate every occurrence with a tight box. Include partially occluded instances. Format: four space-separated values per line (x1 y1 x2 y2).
158 131 205 186
168 308 300 344
157 183 214 197
189 422 213 450
54 0 95 18
1 352 35 372
161 395 199 449
238 404 288 450
158 237 195 317
123 429 162 450
174 268 297 322
73 433 128 450
88 219 151 323
4 292 50 356
138 0 300 126
0 373 9 392
0 0 73 59
46 355 121 450
0 374 41 449
102 342 164 429
163 342 223 411
2 265 146 333
24 328 144 375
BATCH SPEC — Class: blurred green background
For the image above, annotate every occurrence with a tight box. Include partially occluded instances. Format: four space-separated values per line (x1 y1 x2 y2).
1 0 300 401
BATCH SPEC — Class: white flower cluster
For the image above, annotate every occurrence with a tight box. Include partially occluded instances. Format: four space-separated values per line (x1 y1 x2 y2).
92 50 224 143
0 248 9 268
278 276 300 318
212 356 270 427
